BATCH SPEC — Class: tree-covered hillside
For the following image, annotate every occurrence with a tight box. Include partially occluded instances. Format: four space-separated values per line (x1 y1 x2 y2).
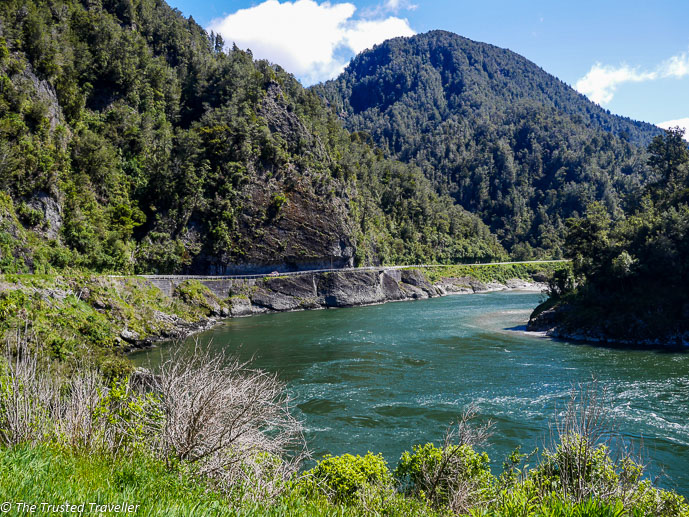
0 1 504 275
316 30 663 258
529 127 689 344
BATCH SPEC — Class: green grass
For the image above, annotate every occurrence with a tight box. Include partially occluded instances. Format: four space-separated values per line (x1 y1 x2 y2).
1 445 683 517
0 445 441 517
0 445 234 516
421 262 570 284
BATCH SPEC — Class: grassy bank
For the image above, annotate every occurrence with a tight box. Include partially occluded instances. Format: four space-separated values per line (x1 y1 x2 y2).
421 261 570 285
0 445 236 516
0 274 224 373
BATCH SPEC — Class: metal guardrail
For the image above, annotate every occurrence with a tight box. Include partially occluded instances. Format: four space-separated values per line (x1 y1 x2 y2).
137 260 569 281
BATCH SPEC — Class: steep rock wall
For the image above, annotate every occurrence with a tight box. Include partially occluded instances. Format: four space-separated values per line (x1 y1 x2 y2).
144 269 441 315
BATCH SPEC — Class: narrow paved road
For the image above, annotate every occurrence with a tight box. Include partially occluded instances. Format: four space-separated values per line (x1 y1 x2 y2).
138 259 569 281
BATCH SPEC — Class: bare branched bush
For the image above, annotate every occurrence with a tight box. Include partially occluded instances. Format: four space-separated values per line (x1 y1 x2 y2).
52 369 102 449
556 381 611 451
1 332 305 502
0 333 160 453
451 404 495 449
152 343 306 499
395 404 495 514
540 379 650 506
442 405 496 514
0 338 59 445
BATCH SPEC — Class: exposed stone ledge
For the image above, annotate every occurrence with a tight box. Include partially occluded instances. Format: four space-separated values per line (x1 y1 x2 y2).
215 269 544 317
527 302 689 349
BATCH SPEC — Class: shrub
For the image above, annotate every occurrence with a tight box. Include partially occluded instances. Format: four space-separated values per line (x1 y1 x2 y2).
534 435 621 501
92 378 162 453
527 381 689 517
0 334 307 502
151 344 305 501
0 337 159 452
394 404 496 513
546 267 576 297
268 192 288 220
303 452 392 504
395 443 494 511
173 280 222 316
16 202 44 228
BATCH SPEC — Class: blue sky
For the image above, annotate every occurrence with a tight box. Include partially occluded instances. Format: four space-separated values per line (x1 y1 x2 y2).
168 0 689 131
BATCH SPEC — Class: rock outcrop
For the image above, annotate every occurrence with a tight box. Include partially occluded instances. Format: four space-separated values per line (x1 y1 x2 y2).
141 268 545 320
225 268 443 316
527 301 689 348
27 191 63 240
129 268 547 347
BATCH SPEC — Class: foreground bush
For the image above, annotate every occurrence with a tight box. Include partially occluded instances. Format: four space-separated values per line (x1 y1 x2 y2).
394 404 496 513
395 442 494 512
301 452 393 504
0 341 159 451
526 383 689 517
152 344 304 500
0 338 303 503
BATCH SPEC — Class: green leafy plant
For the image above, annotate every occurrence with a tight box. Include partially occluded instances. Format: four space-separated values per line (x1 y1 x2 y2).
394 405 496 513
302 452 393 504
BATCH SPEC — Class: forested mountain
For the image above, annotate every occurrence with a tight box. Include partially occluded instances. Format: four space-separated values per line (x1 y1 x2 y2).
316 31 663 257
0 1 504 274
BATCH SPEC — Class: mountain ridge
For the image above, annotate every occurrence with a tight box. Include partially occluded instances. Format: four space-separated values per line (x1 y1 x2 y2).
315 30 662 256
320 30 661 145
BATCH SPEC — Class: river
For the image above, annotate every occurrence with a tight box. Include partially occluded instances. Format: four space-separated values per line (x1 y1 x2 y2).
131 291 689 495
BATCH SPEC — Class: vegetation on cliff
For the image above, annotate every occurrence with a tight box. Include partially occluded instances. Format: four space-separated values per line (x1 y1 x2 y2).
529 127 689 344
315 30 662 257
422 261 568 285
0 272 232 377
0 1 504 275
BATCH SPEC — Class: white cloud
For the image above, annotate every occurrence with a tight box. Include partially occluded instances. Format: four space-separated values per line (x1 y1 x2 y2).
657 118 689 141
575 63 656 105
576 49 689 105
362 0 417 17
660 52 689 78
384 0 418 12
343 17 415 54
207 0 415 85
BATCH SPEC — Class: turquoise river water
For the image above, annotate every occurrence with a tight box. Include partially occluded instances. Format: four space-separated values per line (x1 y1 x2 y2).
131 291 689 495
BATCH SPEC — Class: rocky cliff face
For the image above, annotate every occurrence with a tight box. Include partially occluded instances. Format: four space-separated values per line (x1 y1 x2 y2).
188 81 357 275
144 268 544 319
226 268 441 316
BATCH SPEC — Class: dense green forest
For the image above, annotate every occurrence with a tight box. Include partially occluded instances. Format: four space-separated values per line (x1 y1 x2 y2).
530 127 689 343
0 0 505 275
316 31 663 258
